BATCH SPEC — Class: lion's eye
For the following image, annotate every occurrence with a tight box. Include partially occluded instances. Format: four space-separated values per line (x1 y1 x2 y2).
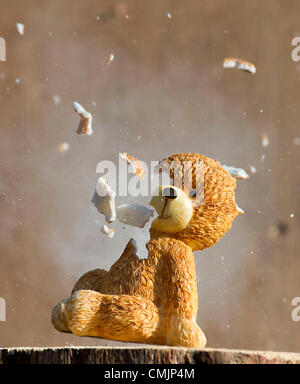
189 189 197 198
162 187 178 199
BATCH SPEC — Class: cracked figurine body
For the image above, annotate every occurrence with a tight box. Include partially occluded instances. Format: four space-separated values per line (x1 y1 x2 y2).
51 153 242 347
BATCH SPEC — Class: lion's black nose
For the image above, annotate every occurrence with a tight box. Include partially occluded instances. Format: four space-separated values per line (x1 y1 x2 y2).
162 187 178 199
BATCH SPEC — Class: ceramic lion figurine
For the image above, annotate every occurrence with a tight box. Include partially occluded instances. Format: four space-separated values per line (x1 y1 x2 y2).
51 153 242 347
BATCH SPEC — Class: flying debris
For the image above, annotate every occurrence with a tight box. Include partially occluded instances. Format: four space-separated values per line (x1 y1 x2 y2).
92 177 116 223
72 101 93 135
53 95 61 106
101 224 115 238
108 54 115 64
120 152 146 179
222 165 250 179
91 174 154 235
57 142 70 154
116 204 154 228
262 133 269 148
16 22 24 35
293 137 300 146
223 57 256 74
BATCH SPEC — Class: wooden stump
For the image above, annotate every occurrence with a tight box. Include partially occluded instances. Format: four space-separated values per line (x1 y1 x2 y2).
1 347 300 364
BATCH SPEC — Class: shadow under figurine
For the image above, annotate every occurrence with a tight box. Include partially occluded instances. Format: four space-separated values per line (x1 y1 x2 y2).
51 153 243 347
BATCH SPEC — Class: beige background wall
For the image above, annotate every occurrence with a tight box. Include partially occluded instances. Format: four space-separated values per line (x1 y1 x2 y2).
0 0 299 351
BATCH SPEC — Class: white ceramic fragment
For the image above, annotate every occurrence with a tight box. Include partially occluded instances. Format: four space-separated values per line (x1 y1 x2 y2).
222 165 249 179
92 177 116 223
223 57 256 74
101 224 115 238
116 203 154 228
16 23 24 35
73 101 93 135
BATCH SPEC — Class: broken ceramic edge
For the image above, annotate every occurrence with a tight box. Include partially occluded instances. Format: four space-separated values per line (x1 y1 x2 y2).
92 178 154 228
129 238 148 260
236 204 245 215
116 203 154 228
221 164 249 180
